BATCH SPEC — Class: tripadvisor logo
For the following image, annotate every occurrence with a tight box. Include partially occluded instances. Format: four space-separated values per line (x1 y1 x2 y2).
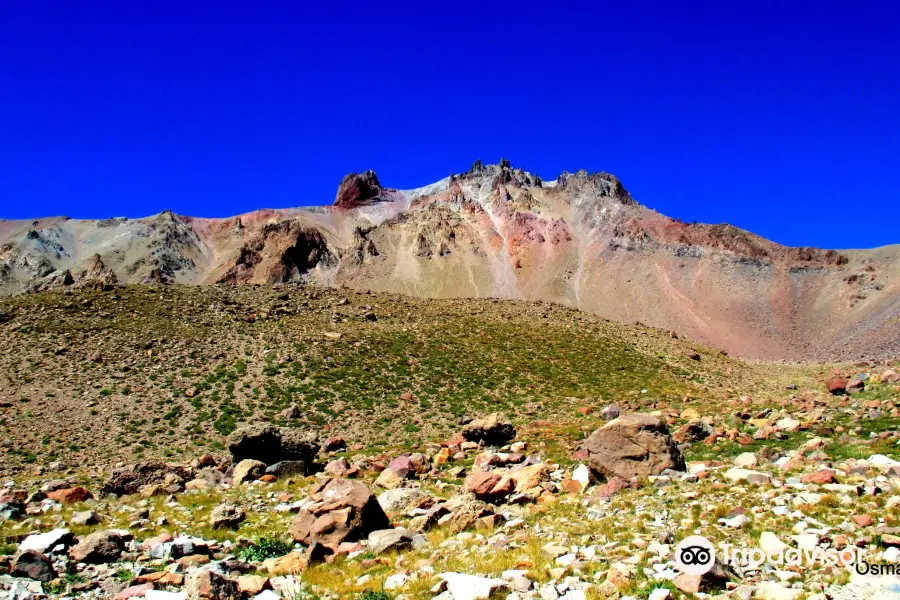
675 534 894 574
674 536 716 575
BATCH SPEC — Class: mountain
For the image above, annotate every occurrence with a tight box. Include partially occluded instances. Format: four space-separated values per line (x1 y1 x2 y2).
1 161 898 360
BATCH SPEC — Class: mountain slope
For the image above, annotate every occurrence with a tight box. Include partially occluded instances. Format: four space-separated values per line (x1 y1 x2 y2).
1 161 898 360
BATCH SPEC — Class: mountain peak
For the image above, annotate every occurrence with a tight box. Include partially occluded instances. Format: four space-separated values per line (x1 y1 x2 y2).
333 170 386 209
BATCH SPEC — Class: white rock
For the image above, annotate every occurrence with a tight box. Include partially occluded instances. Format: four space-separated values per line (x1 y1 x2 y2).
252 592 281 600
758 582 802 600
734 452 758 468
883 547 900 563
555 553 577 567
539 583 560 599
792 492 822 505
18 528 71 554
724 468 771 484
384 572 409 590
648 589 671 600
572 464 592 492
759 531 790 556
721 514 751 528
438 572 509 600
869 455 900 469
775 417 801 432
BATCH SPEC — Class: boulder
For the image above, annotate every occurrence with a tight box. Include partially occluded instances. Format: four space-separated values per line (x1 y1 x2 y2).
185 570 240 600
323 458 359 478
323 437 347 452
506 463 552 493
210 503 246 529
279 428 320 463
463 472 511 502
289 478 390 546
70 530 124 564
262 552 307 575
227 423 282 465
386 455 414 479
11 550 55 582
101 463 193 496
462 413 516 446
436 572 509 600
882 369 900 383
585 414 685 480
374 468 403 489
233 459 266 485
72 510 101 526
377 488 427 513
825 378 849 395
599 404 621 421
46 486 93 504
18 528 75 554
367 528 413 554
265 461 307 478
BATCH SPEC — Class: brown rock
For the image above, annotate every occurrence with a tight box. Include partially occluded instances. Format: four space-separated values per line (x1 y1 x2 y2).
47 486 93 504
585 414 685 480
506 463 552 493
289 478 390 546
853 514 874 527
262 552 307 575
11 550 55 582
237 575 269 595
825 378 849 394
185 570 240 599
463 472 502 497
801 469 837 485
70 530 124 564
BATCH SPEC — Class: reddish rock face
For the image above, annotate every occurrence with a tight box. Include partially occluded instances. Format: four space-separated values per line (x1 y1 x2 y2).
334 171 384 209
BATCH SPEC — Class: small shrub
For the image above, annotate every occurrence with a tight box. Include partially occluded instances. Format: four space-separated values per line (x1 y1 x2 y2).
239 537 293 562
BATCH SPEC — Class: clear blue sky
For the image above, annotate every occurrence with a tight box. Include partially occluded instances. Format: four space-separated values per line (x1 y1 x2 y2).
1 1 898 249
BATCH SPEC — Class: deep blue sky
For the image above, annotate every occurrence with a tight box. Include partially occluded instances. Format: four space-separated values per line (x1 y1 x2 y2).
1 2 898 249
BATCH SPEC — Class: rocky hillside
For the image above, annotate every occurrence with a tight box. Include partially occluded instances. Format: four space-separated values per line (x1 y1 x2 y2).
0 285 898 600
2 162 898 360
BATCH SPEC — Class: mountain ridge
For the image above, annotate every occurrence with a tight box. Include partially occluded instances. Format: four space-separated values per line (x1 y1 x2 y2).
2 161 898 361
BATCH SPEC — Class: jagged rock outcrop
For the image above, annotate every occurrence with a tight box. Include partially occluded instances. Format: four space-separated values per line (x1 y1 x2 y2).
218 222 334 284
333 171 385 209
76 254 118 289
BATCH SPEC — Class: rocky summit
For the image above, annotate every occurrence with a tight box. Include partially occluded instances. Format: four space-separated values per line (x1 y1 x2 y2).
2 160 899 361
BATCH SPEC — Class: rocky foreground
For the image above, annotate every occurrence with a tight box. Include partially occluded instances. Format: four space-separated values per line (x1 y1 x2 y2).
1 366 900 600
